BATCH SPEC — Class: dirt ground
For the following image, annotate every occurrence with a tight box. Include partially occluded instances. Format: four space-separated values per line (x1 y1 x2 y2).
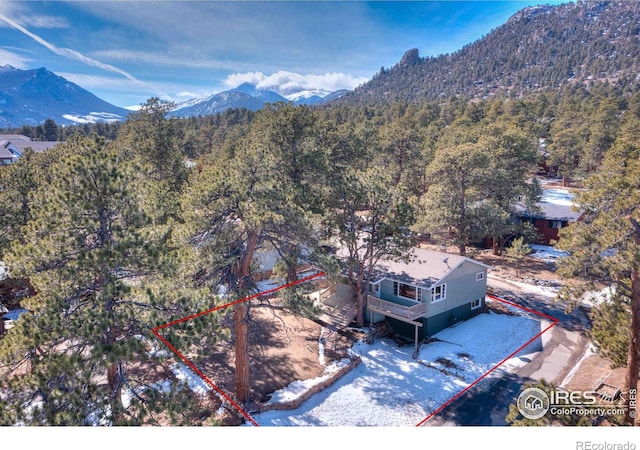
171 304 363 425
564 353 627 395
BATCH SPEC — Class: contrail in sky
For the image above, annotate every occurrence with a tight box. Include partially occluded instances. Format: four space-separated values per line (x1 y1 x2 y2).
0 12 141 83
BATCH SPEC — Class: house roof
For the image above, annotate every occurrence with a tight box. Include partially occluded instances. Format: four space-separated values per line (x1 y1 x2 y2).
0 146 17 160
0 134 32 141
515 188 584 222
8 139 62 153
369 248 489 287
0 135 62 155
530 202 583 222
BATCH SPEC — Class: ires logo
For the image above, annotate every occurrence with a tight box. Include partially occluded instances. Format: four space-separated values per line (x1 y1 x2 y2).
517 387 629 420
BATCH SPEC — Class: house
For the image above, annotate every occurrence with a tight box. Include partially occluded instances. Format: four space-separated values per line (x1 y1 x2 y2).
364 248 491 345
515 188 584 245
251 245 313 282
0 140 21 165
0 135 62 165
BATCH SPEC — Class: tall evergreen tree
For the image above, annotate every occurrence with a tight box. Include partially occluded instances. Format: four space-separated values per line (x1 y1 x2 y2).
115 98 187 225
325 165 415 327
418 140 489 255
181 104 323 406
0 137 204 425
557 96 640 425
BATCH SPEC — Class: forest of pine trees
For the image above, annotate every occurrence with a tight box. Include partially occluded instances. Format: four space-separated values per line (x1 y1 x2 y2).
1 69 640 425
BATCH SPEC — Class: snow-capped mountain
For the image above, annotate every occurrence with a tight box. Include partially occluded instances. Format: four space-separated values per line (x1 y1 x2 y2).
169 90 266 118
0 65 131 127
170 83 350 118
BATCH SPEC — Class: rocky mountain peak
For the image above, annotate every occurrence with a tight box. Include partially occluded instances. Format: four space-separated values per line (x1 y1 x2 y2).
399 48 420 66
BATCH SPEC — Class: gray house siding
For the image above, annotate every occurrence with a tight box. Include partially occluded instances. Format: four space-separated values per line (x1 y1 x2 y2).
425 260 487 319
370 259 488 339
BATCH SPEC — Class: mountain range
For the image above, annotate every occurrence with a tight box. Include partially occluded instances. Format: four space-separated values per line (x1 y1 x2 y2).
0 65 132 128
1 1 640 127
169 82 349 118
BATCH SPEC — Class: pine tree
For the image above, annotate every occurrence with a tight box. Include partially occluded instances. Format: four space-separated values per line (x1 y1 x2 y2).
324 160 415 327
181 104 324 406
0 136 207 425
506 236 532 278
418 140 489 255
556 96 640 425
115 98 187 225
0 148 43 253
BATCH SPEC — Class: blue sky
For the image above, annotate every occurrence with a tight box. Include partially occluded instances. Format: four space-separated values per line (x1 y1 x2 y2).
0 1 565 109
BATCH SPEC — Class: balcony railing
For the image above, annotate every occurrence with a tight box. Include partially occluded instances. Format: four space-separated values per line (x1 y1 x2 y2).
367 295 427 321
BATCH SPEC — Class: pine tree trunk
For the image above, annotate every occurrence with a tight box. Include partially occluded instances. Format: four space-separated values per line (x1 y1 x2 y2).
626 219 640 425
232 228 260 405
287 257 297 284
234 303 250 404
624 265 640 425
492 239 501 256
355 264 365 328
107 360 123 423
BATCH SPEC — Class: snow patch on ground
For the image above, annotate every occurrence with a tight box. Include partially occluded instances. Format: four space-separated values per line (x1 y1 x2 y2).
254 269 324 296
170 362 211 396
266 358 352 405
250 311 541 426
62 112 123 124
529 244 568 263
121 379 172 409
489 275 560 299
581 286 616 307
318 327 326 366
0 261 7 281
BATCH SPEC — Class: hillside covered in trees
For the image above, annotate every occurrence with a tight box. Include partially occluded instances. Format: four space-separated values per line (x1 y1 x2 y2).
341 1 640 105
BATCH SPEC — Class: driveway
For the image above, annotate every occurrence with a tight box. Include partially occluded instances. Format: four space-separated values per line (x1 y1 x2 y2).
424 275 591 426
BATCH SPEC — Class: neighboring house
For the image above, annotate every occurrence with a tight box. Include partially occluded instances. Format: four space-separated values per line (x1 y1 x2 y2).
0 140 21 165
251 245 313 282
0 135 62 165
364 248 490 346
515 188 584 245
0 303 8 335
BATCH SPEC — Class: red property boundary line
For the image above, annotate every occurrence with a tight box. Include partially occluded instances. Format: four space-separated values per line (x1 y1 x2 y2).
151 271 326 427
152 280 558 427
416 294 559 426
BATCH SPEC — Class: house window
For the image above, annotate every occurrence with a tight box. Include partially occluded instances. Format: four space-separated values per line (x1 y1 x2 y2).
393 281 419 301
549 220 564 229
476 272 484 281
471 297 483 310
368 282 379 293
431 284 446 302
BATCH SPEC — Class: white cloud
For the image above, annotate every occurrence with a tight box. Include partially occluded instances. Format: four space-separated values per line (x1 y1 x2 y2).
16 13 69 29
0 3 68 29
0 48 30 68
175 91 201 99
223 71 370 96
0 12 140 82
